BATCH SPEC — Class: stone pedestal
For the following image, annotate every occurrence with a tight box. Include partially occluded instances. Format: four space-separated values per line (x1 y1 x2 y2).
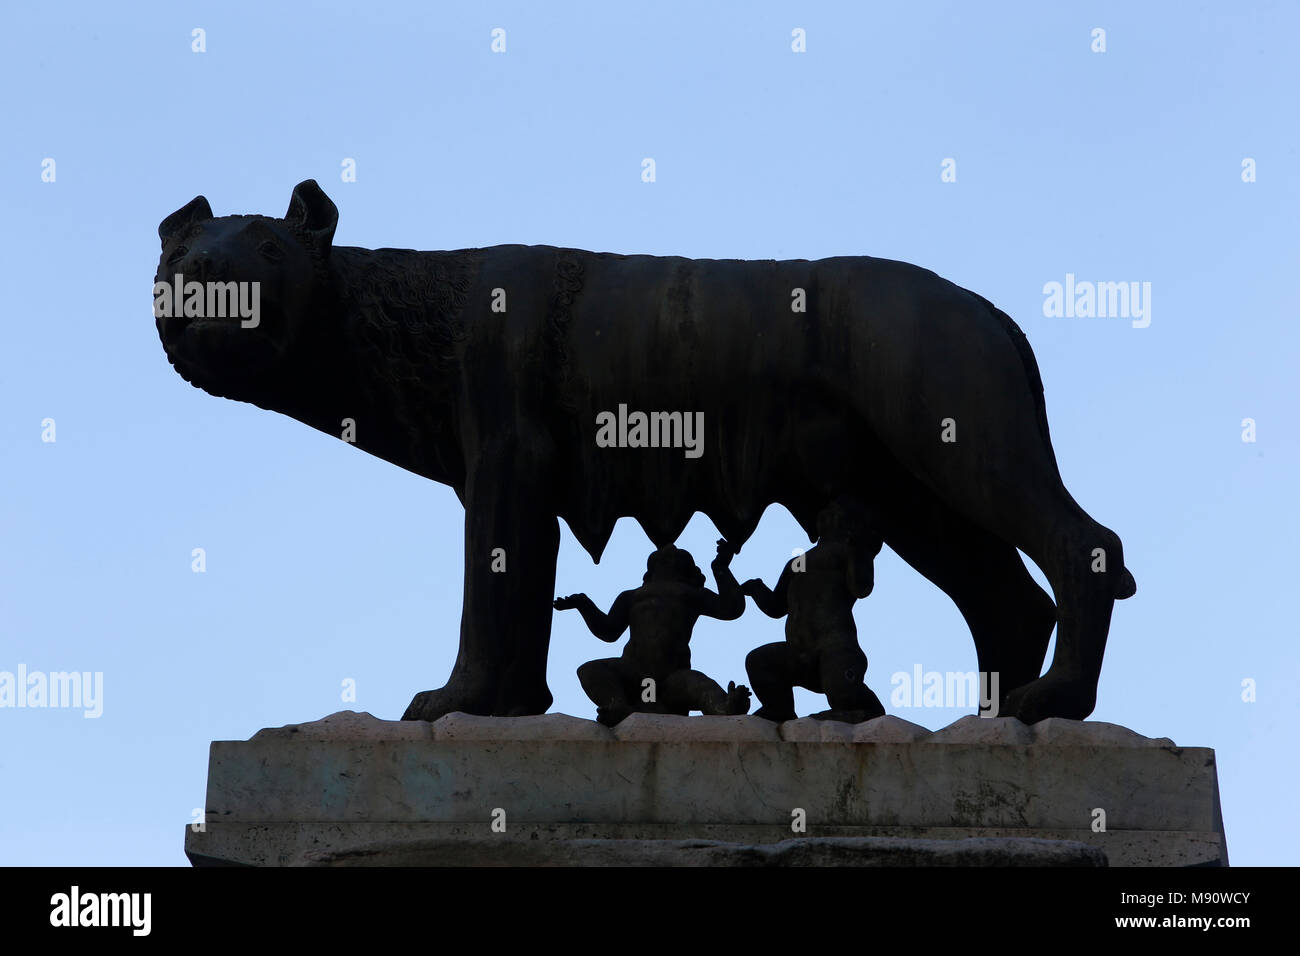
185 711 1227 867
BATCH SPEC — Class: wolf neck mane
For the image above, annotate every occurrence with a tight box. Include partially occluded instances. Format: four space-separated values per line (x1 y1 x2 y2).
305 245 476 488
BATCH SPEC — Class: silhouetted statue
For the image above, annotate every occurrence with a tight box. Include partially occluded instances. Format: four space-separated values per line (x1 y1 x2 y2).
155 180 1136 724
555 540 750 726
743 498 886 723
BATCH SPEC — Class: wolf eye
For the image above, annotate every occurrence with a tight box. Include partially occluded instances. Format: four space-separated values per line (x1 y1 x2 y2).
166 245 188 265
258 241 283 262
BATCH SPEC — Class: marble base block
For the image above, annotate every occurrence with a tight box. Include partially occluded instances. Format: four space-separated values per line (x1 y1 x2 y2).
184 711 1227 867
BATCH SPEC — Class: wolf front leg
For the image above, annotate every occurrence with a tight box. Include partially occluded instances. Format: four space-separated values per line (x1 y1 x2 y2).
403 438 560 720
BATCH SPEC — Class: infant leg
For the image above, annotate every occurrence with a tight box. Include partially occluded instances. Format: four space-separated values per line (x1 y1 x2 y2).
660 669 748 715
577 657 639 726
746 642 798 722
819 646 885 718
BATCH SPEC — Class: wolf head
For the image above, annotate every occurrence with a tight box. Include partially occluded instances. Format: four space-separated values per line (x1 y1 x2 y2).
154 180 337 401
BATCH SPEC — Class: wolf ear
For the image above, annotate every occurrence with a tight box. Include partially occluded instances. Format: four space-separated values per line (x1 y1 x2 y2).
285 180 338 257
158 196 213 248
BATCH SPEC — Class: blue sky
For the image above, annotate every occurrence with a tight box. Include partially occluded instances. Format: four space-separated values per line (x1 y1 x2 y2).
2 1 1296 866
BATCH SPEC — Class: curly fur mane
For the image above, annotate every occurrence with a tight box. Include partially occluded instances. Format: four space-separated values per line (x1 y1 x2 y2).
326 245 476 479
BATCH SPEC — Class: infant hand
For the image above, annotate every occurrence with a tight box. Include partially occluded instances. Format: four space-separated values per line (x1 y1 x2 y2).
553 594 584 611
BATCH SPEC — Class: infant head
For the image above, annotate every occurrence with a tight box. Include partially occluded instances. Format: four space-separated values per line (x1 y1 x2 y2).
644 546 706 587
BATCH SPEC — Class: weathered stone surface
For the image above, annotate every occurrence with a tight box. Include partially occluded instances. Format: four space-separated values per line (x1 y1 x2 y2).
294 835 1107 867
928 715 1033 745
612 713 781 742
1031 718 1174 748
190 713 1226 867
246 711 1176 748
853 715 931 743
780 718 857 742
251 710 433 741
186 820 1224 869
432 712 613 741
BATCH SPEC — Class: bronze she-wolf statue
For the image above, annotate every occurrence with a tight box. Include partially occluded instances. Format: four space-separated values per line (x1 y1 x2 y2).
154 180 1135 724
